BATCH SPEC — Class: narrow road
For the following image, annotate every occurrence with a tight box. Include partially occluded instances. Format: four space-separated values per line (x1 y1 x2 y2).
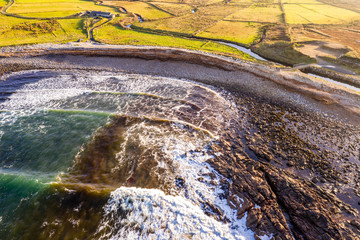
89 18 113 42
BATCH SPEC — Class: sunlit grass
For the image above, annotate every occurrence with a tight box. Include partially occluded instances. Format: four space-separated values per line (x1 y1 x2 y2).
102 1 171 20
284 3 360 24
225 5 283 23
197 21 263 45
0 15 86 46
95 24 257 60
136 5 239 34
8 0 117 18
0 0 7 7
148 2 193 16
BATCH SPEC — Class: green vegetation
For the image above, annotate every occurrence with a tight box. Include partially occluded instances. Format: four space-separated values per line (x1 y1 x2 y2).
197 21 263 45
102 1 172 20
319 55 360 75
0 14 86 46
1 0 360 68
95 24 257 60
252 41 316 65
8 0 117 18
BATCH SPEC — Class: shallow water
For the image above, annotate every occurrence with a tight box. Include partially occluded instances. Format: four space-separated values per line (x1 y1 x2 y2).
0 70 266 239
308 73 360 93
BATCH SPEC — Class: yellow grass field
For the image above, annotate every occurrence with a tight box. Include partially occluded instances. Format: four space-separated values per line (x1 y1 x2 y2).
196 21 262 45
282 0 320 4
148 2 193 16
136 5 239 34
284 3 360 24
102 1 172 20
225 5 283 23
0 0 7 7
8 0 117 18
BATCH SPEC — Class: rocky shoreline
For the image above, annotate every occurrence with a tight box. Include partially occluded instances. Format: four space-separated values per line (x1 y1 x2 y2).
1 43 360 239
1 42 359 122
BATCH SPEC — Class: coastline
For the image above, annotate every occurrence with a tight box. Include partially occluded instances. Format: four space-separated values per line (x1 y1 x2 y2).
1 42 359 123
1 43 360 239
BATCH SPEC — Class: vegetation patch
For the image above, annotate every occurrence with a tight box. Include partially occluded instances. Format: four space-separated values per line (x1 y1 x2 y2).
196 21 263 46
102 1 172 20
12 19 60 34
283 3 360 24
95 24 257 61
251 41 316 66
7 0 117 18
225 5 283 23
0 0 7 7
0 15 86 46
148 2 193 16
319 55 360 75
134 5 239 34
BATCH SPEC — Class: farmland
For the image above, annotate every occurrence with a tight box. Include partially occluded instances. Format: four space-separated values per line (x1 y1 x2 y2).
0 0 360 69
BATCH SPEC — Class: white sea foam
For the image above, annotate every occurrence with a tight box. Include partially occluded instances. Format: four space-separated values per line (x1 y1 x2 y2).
98 187 250 240
1 70 265 239
1 70 234 133
99 123 258 239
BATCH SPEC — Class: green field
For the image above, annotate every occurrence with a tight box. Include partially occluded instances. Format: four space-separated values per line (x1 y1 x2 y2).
197 21 262 45
0 0 360 67
95 24 257 60
0 15 86 46
7 0 117 18
102 1 171 20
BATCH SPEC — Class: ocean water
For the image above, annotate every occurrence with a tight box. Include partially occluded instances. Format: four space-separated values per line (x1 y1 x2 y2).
0 70 269 239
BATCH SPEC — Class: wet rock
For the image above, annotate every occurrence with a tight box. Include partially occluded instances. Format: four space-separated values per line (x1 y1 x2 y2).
175 176 185 189
261 162 359 240
312 177 319 183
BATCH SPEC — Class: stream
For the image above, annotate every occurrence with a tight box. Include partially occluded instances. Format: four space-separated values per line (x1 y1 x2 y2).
221 42 360 93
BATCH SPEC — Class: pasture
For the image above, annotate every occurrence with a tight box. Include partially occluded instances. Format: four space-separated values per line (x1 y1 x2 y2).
0 0 360 67
224 5 283 23
7 0 117 18
102 1 172 20
196 21 263 45
95 24 256 60
283 2 360 24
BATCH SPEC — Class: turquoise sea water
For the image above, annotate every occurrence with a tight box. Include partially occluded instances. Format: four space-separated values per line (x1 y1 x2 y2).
0 70 260 240
0 111 109 237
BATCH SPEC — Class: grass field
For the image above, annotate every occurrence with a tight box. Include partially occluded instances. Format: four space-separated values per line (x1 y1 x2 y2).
0 0 7 7
1 0 360 68
0 15 86 46
135 5 239 34
102 1 171 20
148 2 193 16
283 3 360 24
8 0 117 18
319 0 360 12
225 5 283 23
252 41 316 65
197 21 262 45
95 24 258 61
